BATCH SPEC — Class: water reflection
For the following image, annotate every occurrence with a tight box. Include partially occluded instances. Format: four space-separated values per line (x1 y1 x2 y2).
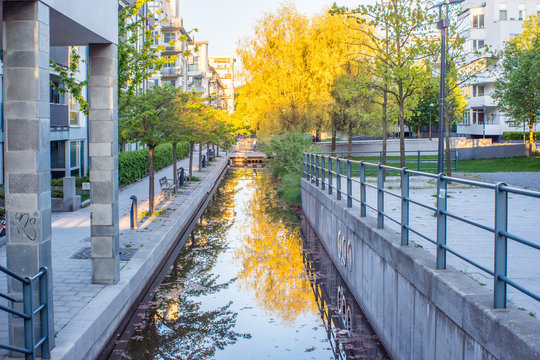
116 169 387 359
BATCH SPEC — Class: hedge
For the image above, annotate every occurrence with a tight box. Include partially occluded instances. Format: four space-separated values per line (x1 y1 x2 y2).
502 132 540 141
119 142 190 187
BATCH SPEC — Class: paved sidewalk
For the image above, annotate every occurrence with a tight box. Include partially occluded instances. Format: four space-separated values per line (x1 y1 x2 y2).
323 174 540 315
0 145 228 359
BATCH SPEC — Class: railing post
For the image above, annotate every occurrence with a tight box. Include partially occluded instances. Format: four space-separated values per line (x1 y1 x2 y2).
347 160 352 208
302 153 306 179
336 158 342 201
39 268 50 359
23 279 35 360
315 155 320 187
310 154 314 183
417 150 421 171
436 174 448 269
377 164 384 228
455 150 458 173
494 183 508 309
328 157 333 195
360 161 366 217
321 156 326 191
401 169 409 246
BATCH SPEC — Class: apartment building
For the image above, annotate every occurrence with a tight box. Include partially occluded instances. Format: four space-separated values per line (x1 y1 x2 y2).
457 0 540 140
208 57 236 113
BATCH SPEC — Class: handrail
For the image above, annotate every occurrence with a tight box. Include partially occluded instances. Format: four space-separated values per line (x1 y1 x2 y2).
303 152 540 309
0 266 50 360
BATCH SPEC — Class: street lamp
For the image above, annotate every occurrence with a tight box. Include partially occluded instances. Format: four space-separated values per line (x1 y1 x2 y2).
429 103 435 140
430 0 464 174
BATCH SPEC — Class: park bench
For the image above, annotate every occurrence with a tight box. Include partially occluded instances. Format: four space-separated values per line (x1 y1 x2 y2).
159 176 175 198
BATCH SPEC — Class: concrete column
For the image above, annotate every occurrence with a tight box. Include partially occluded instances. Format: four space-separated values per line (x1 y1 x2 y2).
3 0 54 349
88 44 119 284
64 139 70 176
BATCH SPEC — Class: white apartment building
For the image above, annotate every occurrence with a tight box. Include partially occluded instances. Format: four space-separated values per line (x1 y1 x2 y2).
457 0 540 140
208 57 236 113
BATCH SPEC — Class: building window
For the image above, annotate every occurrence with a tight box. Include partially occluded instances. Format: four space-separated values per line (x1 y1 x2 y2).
163 32 175 44
463 109 471 124
69 93 80 126
51 141 65 170
472 109 485 125
70 140 84 177
194 78 202 88
473 85 484 97
472 40 485 51
499 4 507 21
519 4 526 20
50 81 65 104
472 13 485 28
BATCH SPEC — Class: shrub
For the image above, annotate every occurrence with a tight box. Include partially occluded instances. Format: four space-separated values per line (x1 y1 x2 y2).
264 133 317 205
118 142 190 187
502 132 540 141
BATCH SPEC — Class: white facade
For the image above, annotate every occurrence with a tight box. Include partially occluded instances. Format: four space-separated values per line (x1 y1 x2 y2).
457 0 540 139
208 57 236 113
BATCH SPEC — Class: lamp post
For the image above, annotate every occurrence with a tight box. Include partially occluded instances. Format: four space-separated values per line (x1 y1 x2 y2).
429 103 434 140
430 0 464 174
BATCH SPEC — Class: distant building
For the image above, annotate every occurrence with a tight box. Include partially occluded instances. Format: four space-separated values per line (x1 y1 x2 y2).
208 57 236 113
457 0 540 140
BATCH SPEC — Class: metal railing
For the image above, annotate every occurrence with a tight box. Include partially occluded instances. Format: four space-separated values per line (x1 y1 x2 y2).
0 266 50 359
309 149 458 173
303 152 540 309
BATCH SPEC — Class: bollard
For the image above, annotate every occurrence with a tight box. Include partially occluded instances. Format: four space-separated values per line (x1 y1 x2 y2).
202 155 206 168
178 167 185 187
130 195 138 229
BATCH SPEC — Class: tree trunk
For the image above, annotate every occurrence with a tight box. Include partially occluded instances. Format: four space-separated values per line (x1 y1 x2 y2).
217 145 220 156
348 122 353 159
382 90 388 167
399 102 406 168
148 146 155 214
189 141 194 177
529 121 537 152
316 128 321 143
172 142 177 188
198 142 202 170
331 128 337 153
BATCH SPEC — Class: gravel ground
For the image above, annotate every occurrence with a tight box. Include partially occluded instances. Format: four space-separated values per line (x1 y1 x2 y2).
459 172 540 191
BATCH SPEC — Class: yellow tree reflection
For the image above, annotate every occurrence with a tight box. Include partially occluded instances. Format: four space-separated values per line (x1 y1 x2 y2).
235 172 317 323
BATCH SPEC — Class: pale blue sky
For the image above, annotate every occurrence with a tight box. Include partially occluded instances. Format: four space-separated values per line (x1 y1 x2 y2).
181 0 376 57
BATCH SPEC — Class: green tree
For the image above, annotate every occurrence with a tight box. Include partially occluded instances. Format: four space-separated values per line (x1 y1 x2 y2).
493 16 540 152
121 85 177 213
407 83 439 139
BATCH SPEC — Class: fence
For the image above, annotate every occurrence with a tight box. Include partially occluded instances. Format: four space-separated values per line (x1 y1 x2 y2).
313 149 458 173
0 266 50 359
302 152 540 309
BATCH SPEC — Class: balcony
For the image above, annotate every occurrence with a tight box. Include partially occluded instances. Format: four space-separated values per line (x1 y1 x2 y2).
162 18 183 31
161 67 182 77
467 95 497 108
50 104 69 129
457 123 501 136
162 43 183 55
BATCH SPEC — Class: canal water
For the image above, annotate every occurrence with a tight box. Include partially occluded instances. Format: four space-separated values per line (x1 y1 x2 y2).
110 169 388 359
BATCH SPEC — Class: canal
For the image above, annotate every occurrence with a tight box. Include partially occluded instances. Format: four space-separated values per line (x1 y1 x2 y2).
106 169 388 359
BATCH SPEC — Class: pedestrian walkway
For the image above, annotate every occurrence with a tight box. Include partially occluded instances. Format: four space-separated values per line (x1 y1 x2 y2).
0 145 229 359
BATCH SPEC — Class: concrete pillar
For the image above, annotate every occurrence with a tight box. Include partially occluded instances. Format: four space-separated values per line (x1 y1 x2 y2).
3 0 54 349
64 139 70 176
88 44 119 284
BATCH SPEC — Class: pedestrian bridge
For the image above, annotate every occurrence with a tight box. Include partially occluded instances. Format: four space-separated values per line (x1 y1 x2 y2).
230 138 267 167
301 152 540 360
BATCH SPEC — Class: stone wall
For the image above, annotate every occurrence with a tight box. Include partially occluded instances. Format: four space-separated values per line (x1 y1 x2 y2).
301 179 540 360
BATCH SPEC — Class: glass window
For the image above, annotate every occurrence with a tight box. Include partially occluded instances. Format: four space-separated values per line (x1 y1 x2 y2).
51 141 65 169
472 13 485 28
69 93 80 126
50 81 65 104
472 40 485 50
463 109 471 124
472 109 485 124
70 141 79 168
472 85 484 97
519 4 526 20
163 32 175 44
499 4 507 21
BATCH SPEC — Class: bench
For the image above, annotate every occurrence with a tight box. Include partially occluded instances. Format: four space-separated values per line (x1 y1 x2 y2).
159 176 175 198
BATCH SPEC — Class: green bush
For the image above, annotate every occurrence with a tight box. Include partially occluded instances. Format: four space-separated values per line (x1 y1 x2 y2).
502 132 540 141
118 142 190 187
264 133 316 205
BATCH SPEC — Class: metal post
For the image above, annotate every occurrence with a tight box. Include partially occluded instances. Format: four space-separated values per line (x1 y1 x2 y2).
437 7 448 175
494 183 508 308
455 150 458 173
130 195 138 230
347 160 352 208
436 174 447 269
23 280 35 360
328 157 333 195
310 154 315 183
39 268 50 359
401 169 409 246
377 164 384 229
417 150 421 171
302 153 306 179
321 156 326 190
360 162 366 217
316 155 320 187
336 158 342 201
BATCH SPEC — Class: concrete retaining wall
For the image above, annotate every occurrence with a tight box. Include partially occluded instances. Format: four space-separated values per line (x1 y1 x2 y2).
301 179 540 360
456 144 531 160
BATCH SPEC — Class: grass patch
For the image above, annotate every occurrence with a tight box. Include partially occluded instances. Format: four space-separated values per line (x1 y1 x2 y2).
457 156 540 173
188 176 201 181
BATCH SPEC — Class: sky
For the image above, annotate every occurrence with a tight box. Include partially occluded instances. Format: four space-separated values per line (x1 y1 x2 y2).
181 0 376 57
